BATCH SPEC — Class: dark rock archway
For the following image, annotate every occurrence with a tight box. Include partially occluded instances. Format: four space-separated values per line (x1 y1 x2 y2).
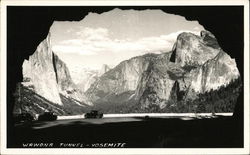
7 6 244 147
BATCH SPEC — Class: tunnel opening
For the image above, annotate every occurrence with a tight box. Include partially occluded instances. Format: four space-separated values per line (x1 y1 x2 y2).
6 6 244 148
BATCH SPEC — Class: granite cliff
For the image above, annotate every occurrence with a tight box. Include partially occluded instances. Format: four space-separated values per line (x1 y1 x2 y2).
86 53 158 103
16 30 241 114
87 30 241 112
21 33 90 107
136 30 240 110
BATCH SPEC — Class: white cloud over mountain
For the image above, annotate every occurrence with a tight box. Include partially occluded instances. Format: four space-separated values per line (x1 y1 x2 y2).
50 8 204 70
52 27 200 57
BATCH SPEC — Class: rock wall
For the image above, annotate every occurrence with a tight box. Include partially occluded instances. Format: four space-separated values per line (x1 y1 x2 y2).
136 31 240 108
22 33 90 106
87 31 240 110
86 54 158 102
22 33 62 105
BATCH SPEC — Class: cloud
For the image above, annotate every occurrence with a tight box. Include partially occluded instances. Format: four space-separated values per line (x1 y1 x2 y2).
193 26 202 31
61 39 83 45
52 27 201 57
49 9 205 70
76 27 109 41
52 45 97 55
66 28 74 33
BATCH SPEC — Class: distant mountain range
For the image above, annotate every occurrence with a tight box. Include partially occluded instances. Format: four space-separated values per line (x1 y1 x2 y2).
70 64 111 93
13 30 242 115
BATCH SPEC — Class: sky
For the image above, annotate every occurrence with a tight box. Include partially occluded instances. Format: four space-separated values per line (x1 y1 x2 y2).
49 8 204 70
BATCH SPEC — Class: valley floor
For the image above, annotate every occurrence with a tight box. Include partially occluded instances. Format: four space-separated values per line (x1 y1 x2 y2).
56 113 233 120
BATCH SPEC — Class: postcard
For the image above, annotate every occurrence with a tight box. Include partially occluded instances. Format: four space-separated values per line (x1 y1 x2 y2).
1 0 249 154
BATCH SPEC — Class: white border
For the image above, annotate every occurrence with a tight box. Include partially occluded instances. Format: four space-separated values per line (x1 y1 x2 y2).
0 0 249 6
243 0 250 152
1 0 249 154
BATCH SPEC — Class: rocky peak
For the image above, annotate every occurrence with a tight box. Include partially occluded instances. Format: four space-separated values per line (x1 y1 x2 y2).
22 33 90 106
74 30 240 113
98 64 110 76
172 31 220 67
201 51 239 92
22 33 62 105
86 52 159 102
135 31 240 110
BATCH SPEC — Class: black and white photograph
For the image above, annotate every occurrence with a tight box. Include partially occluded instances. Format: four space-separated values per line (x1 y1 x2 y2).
0 0 249 154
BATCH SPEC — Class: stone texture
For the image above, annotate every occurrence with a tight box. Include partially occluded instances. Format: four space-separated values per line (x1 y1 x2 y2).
22 33 62 105
87 31 240 109
22 33 90 106
86 53 158 102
